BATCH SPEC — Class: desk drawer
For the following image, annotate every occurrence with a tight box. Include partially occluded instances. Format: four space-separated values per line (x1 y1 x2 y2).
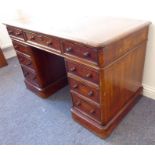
71 93 101 122
63 41 98 63
12 41 32 56
7 26 24 40
66 60 99 84
21 66 40 87
69 77 99 102
17 51 34 70
25 31 61 52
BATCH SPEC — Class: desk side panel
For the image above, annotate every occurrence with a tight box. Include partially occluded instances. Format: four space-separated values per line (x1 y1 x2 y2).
102 41 147 123
101 26 149 67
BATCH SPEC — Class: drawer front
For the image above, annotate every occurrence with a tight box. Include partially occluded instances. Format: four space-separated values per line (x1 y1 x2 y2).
63 41 98 63
7 26 24 40
17 52 34 70
25 31 61 51
12 41 32 56
66 61 99 84
21 66 40 87
69 78 99 102
72 93 101 122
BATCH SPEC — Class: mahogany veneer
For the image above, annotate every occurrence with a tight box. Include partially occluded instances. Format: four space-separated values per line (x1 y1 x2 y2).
5 17 150 138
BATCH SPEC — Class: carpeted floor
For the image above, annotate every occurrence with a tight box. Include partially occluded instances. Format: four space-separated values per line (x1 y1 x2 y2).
0 57 155 145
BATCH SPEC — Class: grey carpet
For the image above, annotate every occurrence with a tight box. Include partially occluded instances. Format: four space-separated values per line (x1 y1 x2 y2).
0 57 155 145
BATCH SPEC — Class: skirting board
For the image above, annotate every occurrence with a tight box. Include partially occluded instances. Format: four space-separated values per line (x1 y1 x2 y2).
2 46 16 59
143 84 155 100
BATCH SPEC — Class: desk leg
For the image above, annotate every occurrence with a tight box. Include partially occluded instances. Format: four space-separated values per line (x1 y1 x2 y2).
0 48 8 68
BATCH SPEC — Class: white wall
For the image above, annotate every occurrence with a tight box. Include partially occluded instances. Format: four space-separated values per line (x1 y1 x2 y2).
0 0 155 99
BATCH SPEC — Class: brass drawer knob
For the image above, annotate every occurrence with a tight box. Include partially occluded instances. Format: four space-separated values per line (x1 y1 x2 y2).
70 67 76 72
72 84 78 89
66 47 72 52
83 52 90 57
76 101 81 106
88 91 94 96
85 73 92 78
90 109 95 114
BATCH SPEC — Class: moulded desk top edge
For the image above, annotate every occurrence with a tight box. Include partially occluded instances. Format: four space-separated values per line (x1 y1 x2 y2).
3 17 151 48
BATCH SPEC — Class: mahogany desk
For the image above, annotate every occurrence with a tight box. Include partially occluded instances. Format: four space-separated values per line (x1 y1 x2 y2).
4 17 150 138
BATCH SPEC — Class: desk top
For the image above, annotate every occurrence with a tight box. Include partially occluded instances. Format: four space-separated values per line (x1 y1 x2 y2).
4 16 150 47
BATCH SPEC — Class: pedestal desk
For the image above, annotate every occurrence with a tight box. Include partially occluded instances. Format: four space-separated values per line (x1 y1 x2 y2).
4 17 150 138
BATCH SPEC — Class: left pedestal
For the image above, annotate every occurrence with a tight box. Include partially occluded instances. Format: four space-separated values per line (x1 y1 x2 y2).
12 40 68 98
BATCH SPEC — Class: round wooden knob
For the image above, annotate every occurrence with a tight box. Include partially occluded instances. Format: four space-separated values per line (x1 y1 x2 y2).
14 45 19 49
76 101 81 106
83 52 90 57
66 47 72 52
88 91 94 96
46 41 53 46
90 109 95 114
26 61 32 66
30 35 35 40
72 84 78 89
8 30 13 34
16 31 22 35
33 76 37 80
38 35 43 41
70 67 76 72
24 72 29 77
19 57 23 62
85 73 92 78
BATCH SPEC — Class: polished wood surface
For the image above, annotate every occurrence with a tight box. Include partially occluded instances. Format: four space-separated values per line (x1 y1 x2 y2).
4 17 150 47
66 60 99 84
0 48 7 68
12 40 67 98
5 17 150 138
